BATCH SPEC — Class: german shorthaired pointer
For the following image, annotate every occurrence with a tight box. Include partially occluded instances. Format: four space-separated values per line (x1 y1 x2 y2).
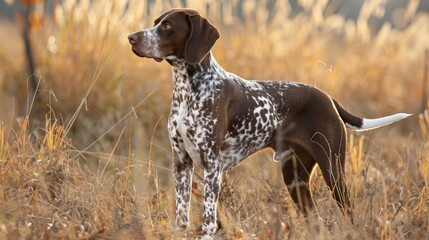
128 8 411 238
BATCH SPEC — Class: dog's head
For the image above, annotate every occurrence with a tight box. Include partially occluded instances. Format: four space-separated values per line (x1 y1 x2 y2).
128 8 220 65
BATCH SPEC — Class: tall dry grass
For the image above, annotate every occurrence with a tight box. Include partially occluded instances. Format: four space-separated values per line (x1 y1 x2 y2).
0 0 428 239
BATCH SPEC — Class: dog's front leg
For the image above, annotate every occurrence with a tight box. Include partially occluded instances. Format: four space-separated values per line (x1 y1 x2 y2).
201 158 222 238
172 152 193 229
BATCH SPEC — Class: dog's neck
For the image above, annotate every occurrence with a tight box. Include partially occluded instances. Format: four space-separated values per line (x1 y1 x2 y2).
170 52 227 101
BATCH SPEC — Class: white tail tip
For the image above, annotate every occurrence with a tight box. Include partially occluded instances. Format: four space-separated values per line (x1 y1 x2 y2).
356 113 412 131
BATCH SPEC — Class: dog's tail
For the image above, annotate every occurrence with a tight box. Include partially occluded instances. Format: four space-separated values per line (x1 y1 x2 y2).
333 99 412 131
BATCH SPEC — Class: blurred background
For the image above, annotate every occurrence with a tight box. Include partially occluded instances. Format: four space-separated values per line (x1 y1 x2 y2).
0 0 428 238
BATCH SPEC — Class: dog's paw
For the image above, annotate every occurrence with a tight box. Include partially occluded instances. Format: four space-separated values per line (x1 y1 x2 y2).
196 234 214 240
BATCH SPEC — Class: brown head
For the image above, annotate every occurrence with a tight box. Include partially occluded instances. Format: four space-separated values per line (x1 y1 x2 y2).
128 8 220 65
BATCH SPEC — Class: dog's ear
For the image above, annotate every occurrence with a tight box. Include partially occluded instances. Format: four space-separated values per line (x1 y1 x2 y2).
184 13 220 65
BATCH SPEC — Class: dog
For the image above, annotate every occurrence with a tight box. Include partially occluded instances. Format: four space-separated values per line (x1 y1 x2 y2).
128 8 411 238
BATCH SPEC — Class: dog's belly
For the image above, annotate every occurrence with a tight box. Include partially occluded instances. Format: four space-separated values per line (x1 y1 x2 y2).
220 133 271 170
220 108 281 170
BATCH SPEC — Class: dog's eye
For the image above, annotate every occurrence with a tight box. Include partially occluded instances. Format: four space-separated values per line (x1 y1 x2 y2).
162 22 171 30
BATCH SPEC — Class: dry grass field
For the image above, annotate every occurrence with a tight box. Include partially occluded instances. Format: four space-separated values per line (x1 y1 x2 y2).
0 0 428 239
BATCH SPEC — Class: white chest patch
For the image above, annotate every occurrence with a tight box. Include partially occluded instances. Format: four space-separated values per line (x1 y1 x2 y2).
175 102 201 165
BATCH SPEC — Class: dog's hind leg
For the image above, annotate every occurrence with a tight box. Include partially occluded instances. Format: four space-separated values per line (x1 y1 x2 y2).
311 128 353 220
318 150 352 218
281 148 316 214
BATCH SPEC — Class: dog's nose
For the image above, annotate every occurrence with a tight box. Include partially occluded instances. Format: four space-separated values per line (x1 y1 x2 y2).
128 34 137 45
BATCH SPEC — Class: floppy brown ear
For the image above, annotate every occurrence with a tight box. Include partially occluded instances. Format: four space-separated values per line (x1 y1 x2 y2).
185 14 220 65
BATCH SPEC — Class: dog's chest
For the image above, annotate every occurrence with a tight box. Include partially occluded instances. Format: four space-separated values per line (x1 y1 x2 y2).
175 100 202 163
168 69 213 165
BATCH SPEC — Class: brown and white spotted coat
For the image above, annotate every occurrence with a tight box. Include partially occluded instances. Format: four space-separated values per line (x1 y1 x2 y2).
128 8 411 238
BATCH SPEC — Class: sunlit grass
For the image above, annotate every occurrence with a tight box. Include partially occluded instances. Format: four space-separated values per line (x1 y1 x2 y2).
0 0 428 239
